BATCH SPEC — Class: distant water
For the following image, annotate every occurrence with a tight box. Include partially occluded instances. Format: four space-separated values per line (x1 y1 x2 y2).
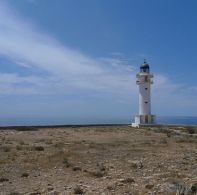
156 116 197 125
0 116 196 126
130 116 197 125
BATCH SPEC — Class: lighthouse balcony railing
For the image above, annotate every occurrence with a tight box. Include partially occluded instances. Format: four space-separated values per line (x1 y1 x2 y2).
136 73 153 78
136 80 153 84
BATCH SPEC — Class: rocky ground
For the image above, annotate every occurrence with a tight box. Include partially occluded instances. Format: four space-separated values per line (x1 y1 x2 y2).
0 125 197 195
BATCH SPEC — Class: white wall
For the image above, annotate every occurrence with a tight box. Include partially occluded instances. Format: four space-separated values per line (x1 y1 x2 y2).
139 82 151 115
136 74 152 115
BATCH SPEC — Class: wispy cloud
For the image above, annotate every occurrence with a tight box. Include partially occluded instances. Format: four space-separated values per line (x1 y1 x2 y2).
0 1 135 97
0 1 197 116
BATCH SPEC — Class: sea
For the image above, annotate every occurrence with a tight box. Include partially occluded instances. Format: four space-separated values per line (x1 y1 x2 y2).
0 116 197 126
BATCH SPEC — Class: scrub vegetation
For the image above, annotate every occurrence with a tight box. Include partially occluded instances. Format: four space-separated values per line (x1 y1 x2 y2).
0 125 196 194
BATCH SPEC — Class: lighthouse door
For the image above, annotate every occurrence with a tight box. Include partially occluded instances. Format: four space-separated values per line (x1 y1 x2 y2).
145 115 148 123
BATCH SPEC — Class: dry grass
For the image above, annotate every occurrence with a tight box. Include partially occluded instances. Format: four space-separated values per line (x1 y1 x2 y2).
0 125 196 194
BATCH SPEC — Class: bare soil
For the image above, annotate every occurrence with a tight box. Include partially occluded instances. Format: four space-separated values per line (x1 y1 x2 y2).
0 125 196 195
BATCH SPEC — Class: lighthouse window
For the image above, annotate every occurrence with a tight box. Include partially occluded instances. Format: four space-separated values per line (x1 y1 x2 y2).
145 101 148 104
145 88 148 90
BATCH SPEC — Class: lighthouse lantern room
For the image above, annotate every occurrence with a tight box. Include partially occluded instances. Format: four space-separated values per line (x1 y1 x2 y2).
132 60 156 127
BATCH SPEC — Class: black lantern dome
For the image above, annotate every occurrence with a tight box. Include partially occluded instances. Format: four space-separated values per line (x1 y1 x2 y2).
140 60 150 73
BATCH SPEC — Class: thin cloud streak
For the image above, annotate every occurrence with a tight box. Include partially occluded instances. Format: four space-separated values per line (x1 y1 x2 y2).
0 1 197 117
0 1 136 97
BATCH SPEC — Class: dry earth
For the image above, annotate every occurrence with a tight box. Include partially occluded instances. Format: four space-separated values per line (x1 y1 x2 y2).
0 125 197 195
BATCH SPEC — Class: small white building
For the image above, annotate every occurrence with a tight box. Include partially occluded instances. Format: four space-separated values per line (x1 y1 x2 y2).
132 61 156 127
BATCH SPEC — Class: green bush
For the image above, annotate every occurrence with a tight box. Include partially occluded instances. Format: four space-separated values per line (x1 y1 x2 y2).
14 126 38 131
63 157 71 167
34 146 44 151
185 126 197 134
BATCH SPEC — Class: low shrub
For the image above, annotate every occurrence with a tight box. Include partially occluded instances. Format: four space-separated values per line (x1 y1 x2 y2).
73 185 84 194
9 192 21 195
21 173 29 178
2 146 11 152
34 146 44 151
0 177 9 182
63 157 71 167
91 170 105 178
16 145 22 150
14 126 38 131
185 126 197 134
72 166 82 171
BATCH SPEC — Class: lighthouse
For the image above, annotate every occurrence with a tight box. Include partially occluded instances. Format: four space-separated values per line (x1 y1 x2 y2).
132 60 156 127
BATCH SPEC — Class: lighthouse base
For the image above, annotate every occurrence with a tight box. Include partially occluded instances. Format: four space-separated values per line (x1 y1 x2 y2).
132 115 156 127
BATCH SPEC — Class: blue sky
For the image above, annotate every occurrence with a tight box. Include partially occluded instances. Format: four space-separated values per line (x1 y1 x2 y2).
0 0 197 125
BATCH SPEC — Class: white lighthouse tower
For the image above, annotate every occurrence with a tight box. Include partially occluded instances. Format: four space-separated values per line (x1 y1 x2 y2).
132 60 156 127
